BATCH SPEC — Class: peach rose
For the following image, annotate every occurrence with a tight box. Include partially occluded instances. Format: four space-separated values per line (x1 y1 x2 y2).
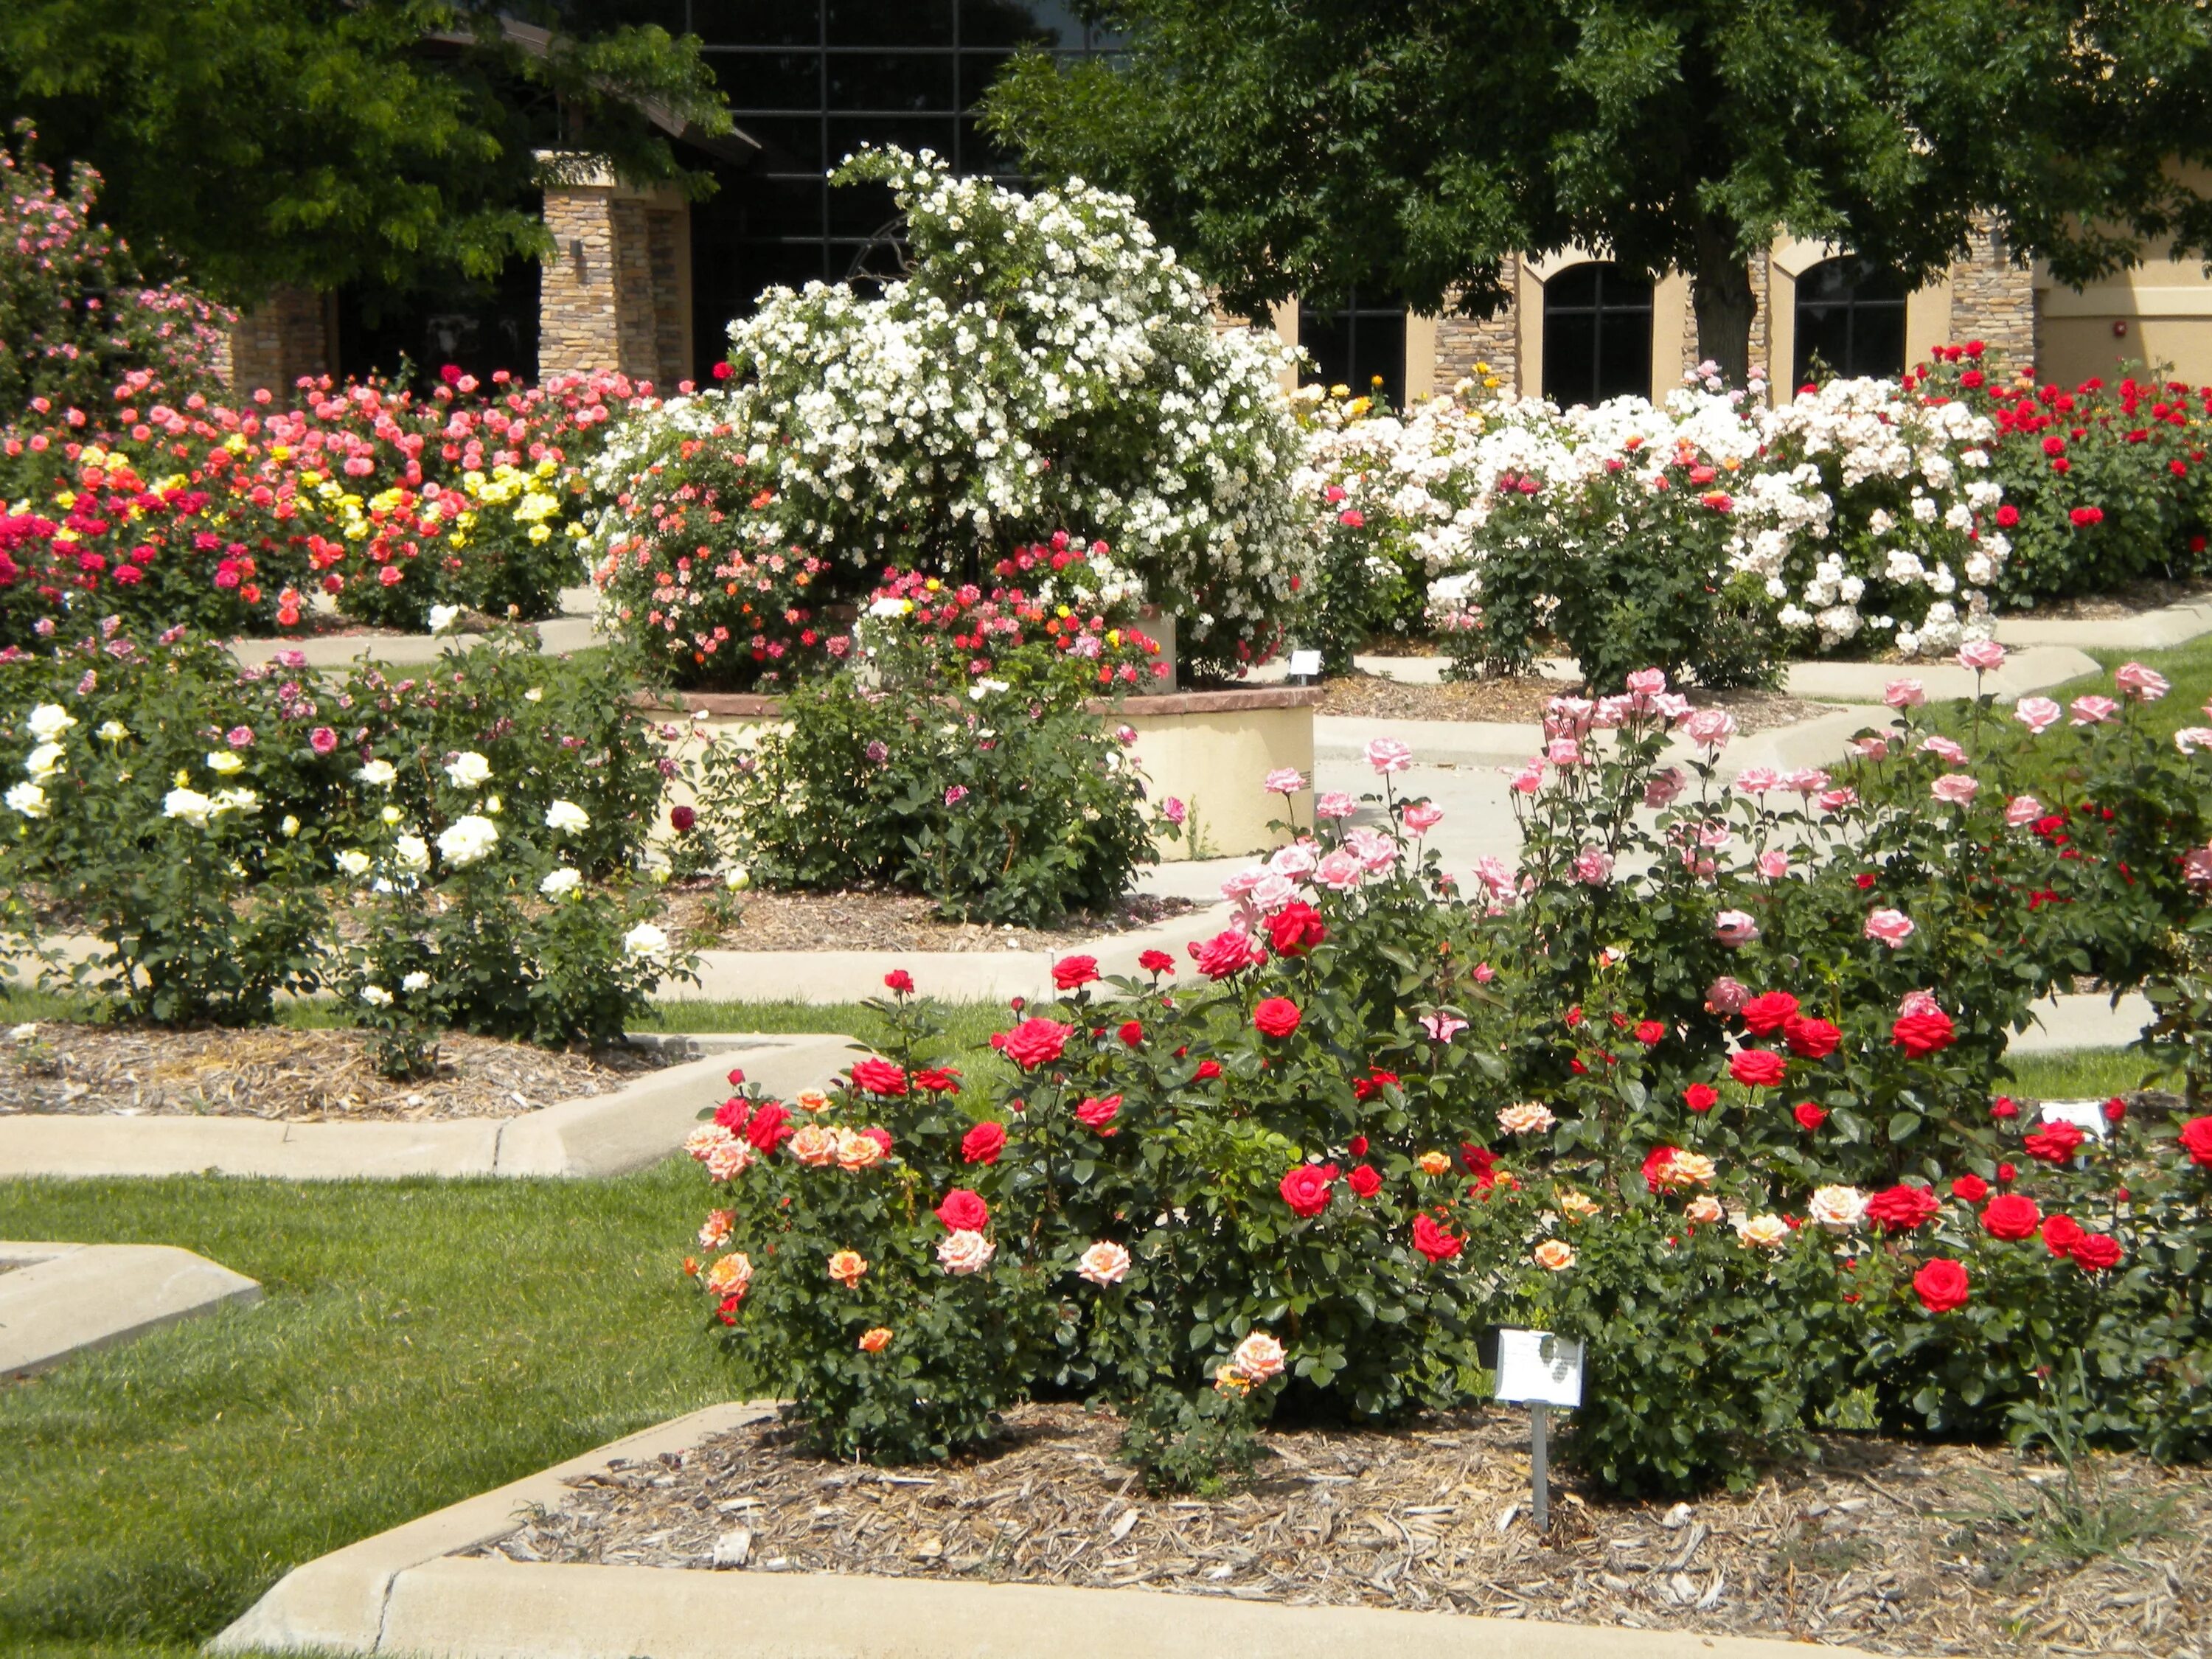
936 1229 996 1275
1498 1101 1557 1135
1077 1240 1132 1286
858 1326 892 1353
705 1252 754 1298
1532 1239 1576 1271
1736 1214 1790 1248
827 1249 869 1287
1684 1195 1725 1225
790 1124 839 1167
834 1128 884 1171
697 1208 735 1248
1417 1150 1452 1177
1557 1189 1601 1220
684 1124 734 1163
1653 1150 1716 1189
1231 1330 1286 1384
793 1088 833 1113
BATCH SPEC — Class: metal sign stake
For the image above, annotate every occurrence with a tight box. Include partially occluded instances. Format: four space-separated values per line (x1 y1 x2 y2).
1530 1403 1550 1532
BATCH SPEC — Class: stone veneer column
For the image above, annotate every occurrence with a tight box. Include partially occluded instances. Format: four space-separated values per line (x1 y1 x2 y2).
1946 217 2037 376
538 152 692 387
223 285 335 400
1431 257 1522 394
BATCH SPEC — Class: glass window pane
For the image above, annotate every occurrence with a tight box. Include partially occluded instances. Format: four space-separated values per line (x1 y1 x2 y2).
1298 310 1353 391
712 52 821 111
1352 311 1407 407
1596 308 1652 401
959 50 1023 107
1848 304 1907 380
827 52 957 111
730 114 826 173
961 0 1063 49
827 174 903 236
689 0 820 47
827 0 955 46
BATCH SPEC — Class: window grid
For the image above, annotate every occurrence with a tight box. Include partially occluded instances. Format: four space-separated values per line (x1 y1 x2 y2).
1542 264 1654 408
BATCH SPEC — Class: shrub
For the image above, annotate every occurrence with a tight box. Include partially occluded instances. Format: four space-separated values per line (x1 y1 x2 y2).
588 149 1310 687
680 651 2212 1492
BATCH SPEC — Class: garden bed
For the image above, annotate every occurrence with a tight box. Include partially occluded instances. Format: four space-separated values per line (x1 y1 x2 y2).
1317 674 1838 735
0 1023 674 1122
2007 577 2212 623
657 886 1197 953
468 1400 2210 1657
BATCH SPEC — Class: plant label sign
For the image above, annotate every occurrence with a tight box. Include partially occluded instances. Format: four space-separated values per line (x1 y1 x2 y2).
1287 649 1324 679
1493 1328 1584 1408
2038 1099 2110 1141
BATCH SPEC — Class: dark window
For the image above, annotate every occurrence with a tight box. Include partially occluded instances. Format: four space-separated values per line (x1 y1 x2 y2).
1542 263 1652 406
1793 257 1908 384
1298 291 1408 408
687 0 1121 372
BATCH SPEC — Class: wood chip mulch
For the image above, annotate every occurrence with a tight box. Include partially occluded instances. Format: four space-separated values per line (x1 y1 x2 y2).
1318 674 1840 737
470 1402 2212 1657
655 886 1196 954
0 1023 673 1122
2011 579 2212 624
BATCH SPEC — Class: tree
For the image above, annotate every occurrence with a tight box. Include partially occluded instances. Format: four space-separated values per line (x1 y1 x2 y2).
987 2 2212 383
0 0 730 308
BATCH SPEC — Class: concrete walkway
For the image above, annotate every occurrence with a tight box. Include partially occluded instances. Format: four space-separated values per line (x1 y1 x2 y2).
0 1241 260 1377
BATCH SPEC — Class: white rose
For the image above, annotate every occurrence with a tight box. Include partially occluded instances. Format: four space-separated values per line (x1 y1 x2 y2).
162 787 213 826
544 799 591 834
622 921 669 960
936 1229 996 1275
436 815 499 867
97 720 129 742
23 742 65 779
639 847 672 885
1807 1185 1867 1232
401 971 431 992
25 704 76 742
335 849 372 878
523 687 543 703
540 866 582 899
5 782 47 818
394 835 430 872
427 603 464 634
280 815 300 838
357 759 397 787
359 984 394 1007
443 751 492 788
723 863 751 892
1077 1240 1131 1286
211 787 260 817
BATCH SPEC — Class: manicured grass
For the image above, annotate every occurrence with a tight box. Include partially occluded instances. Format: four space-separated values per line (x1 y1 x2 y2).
0 1164 741 1659
2003 1045 2180 1101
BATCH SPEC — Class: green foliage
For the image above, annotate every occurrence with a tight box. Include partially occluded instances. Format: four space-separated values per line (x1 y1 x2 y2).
0 0 730 307
987 1 2212 378
1117 1385 1269 1496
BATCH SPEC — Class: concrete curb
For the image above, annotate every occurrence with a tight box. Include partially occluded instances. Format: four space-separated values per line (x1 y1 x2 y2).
208 1401 1875 1659
228 616 605 672
0 1033 856 1182
0 1240 260 1376
1780 644 2101 705
1996 597 2212 650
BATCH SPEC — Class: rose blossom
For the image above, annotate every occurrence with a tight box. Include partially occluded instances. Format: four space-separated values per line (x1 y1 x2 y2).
1248 872 1298 912
2014 697 2062 734
1914 1258 1971 1313
1077 1241 1132 1286
2115 661 2170 701
1808 1185 1867 1231
1980 1194 2041 1239
1958 640 2007 672
1683 708 1736 749
998 1017 1073 1068
1736 1214 1790 1248
833 1129 886 1171
698 1209 735 1248
2180 1116 2212 1166
1413 1213 1464 1262
1786 1016 1837 1060
1313 849 1365 891
1416 1150 1452 1177
789 1124 838 1167
1315 790 1357 819
704 1253 754 1298
1264 767 1307 794
1644 1147 1716 1190
1883 678 1926 708
1714 909 1760 946
1402 802 1443 835
2070 695 2119 726
1685 1195 1726 1225
1850 734 1895 761
1919 734 1967 764
1231 1331 1286 1383
937 1230 996 1274
827 1249 869 1287
1573 846 1614 885
1253 996 1301 1037
1730 1048 1787 1088
1532 1239 1576 1271
1736 766 1779 796
2005 794 2044 827
1421 1012 1468 1042
1930 773 1980 805
1864 908 1916 947
961 1121 1006 1164
1365 737 1413 773
1644 766 1686 807
1498 1101 1556 1135
858 1327 892 1352
1280 1164 1335 1217
2177 727 2212 755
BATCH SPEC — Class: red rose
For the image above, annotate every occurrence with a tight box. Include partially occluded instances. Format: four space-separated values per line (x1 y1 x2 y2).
1740 991 1801 1035
1634 1019 1665 1046
2181 1115 2212 1166
1641 1146 1682 1192
1891 1009 1956 1057
1192 927 1265 979
1995 503 2020 527
2068 1231 2123 1272
1411 1212 1463 1262
1138 949 1176 975
1052 954 1099 991
669 804 696 833
961 1121 1006 1165
1461 1142 1498 1176
2040 1213 2084 1257
1685 1082 1720 1113
1950 1173 1989 1203
849 1057 908 1096
1991 1096 2020 1120
2024 1121 2085 1164
1253 996 1301 1038
744 1102 791 1151
1997 1161 2017 1183
998 1018 1072 1070
1348 1163 1382 1198
1193 1058 1222 1081
1265 900 1326 957
913 1066 961 1093
883 969 915 995
1348 1135 1369 1157
726 1068 746 1086
1731 1050 1787 1088
860 1127 891 1155
1980 1194 2042 1239
1783 1016 1840 1060
1793 1101 1828 1132
2102 1096 2127 1124
1116 1020 1144 1048
713 1096 749 1132
935 1189 989 1231
1865 1183 1941 1233
1074 1093 1121 1135
1352 1067 1399 1101
1281 1164 1335 1217
1913 1257 1971 1313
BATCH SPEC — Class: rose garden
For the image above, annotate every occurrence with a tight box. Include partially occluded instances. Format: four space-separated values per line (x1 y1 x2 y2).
10 81 2212 1659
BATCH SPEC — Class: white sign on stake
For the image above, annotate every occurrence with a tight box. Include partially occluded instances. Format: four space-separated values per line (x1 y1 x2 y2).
1286 649 1324 679
1493 1328 1585 1408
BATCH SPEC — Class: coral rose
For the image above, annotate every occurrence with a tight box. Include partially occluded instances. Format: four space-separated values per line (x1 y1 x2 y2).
704 1253 753 1298
961 1121 1006 1164
1417 1150 1452 1177
1685 1196 1725 1225
858 1327 892 1352
936 1230 995 1275
934 1189 990 1232
1281 1164 1335 1217
1531 1238 1576 1270
1980 1194 2041 1239
827 1250 869 1288
1077 1241 1132 1286
833 1128 886 1171
1913 1258 1971 1313
1253 996 1302 1037
1730 1049 1787 1088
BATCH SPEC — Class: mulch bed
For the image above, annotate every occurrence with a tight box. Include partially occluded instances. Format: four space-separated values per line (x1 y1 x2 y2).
656 886 1197 954
472 1401 2212 1657
2011 579 2212 624
0 1023 672 1122
1318 674 1839 737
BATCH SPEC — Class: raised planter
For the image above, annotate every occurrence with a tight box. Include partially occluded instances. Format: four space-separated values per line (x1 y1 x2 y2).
0 1032 854 1183
666 686 1322 863
0 1241 261 1377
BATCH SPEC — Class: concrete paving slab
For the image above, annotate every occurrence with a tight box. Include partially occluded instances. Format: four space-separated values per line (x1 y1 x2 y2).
212 1399 1876 1659
1997 598 2212 651
0 1034 854 1181
228 614 606 673
0 1241 260 1377
1781 645 2101 705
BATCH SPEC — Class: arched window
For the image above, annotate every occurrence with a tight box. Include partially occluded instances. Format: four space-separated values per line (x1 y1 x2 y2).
1542 263 1652 406
1793 258 1908 383
1298 289 1408 408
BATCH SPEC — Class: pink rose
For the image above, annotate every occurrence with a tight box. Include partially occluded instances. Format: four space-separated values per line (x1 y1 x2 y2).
1849 734 1895 761
1421 1012 1468 1041
2185 847 2212 888
1508 763 1545 795
1644 765 1686 807
1267 841 1318 879
1705 975 1749 1015
1161 796 1187 825
1314 849 1364 891
1883 679 1926 708
2115 661 2170 702
1248 872 1297 911
1735 766 1779 796
936 1230 996 1275
2174 728 2212 755
1919 734 1966 764
1573 846 1613 885
1816 787 1858 813
1865 908 1916 947
1263 767 1307 795
2005 794 2043 827
2070 695 2119 726
1781 768 1829 794
1714 909 1760 946
1314 790 1356 819
2014 697 2062 734
1758 850 1790 879
1345 825 1397 872
1546 737 1583 766
1077 1240 1131 1286
308 726 338 754
1957 639 2007 672
1683 709 1736 749
1365 737 1413 773
1930 773 1980 805
1402 802 1443 835
1625 668 1668 698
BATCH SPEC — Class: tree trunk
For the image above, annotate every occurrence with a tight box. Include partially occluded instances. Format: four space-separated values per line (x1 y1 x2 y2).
1690 216 1757 386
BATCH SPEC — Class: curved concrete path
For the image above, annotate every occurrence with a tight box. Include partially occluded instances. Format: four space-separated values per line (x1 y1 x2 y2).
212 1400 1881 1659
1 1241 260 1376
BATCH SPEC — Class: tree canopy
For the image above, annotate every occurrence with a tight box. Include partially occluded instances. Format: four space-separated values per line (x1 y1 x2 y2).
0 0 730 307
987 1 2212 380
